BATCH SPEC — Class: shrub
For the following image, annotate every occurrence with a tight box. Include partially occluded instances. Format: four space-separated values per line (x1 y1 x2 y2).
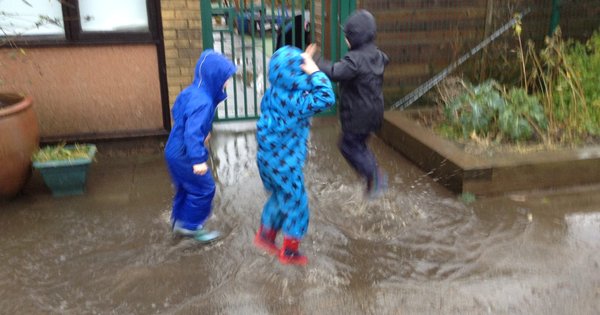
566 29 600 135
32 143 93 163
499 87 547 141
437 27 599 146
528 28 600 143
441 80 546 142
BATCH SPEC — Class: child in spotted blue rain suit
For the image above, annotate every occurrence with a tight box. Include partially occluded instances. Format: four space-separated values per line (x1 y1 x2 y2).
165 50 236 242
253 46 335 265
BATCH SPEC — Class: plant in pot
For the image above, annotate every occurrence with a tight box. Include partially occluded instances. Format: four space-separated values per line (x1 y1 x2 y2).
31 143 97 197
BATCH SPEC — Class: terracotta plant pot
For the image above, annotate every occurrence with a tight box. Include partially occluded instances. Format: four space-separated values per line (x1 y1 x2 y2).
0 93 39 200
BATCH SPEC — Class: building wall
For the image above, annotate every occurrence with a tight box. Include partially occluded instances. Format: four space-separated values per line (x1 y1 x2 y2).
0 45 163 139
161 0 203 107
3 1 595 140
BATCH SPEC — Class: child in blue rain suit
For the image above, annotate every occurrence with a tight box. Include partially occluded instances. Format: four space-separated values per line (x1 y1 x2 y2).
307 9 389 198
254 46 335 265
165 50 236 242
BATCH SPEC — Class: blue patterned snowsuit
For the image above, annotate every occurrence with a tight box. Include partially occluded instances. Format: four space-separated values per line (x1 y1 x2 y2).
165 50 236 231
256 46 335 239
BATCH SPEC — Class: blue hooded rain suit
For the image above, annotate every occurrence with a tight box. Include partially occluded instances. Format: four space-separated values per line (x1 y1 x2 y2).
256 46 336 239
165 50 236 231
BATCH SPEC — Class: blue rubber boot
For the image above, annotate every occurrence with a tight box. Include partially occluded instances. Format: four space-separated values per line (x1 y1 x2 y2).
367 168 388 199
172 222 221 243
192 228 221 243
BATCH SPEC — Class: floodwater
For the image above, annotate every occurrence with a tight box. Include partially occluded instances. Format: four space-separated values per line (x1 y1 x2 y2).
1 119 599 314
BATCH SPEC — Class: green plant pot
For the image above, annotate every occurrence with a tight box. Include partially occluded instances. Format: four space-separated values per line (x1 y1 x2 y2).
33 144 97 197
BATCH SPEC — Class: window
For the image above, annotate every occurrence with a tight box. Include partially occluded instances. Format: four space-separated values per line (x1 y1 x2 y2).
0 0 159 45
79 0 149 33
0 0 64 36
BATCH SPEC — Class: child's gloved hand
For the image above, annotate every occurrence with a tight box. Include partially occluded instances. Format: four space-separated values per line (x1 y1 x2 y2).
300 53 319 75
193 162 208 175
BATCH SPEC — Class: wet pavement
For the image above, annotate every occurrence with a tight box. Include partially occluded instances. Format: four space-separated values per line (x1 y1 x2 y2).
1 117 599 314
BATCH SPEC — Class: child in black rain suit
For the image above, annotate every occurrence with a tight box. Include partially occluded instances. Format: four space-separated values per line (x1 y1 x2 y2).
306 9 389 197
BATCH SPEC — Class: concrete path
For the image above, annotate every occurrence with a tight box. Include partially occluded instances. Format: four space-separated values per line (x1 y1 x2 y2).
1 118 599 314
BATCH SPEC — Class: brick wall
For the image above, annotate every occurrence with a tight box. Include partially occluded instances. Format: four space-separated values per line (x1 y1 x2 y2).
161 0 203 106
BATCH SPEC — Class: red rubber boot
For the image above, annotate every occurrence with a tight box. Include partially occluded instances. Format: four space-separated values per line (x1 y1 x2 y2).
279 237 308 266
253 225 279 255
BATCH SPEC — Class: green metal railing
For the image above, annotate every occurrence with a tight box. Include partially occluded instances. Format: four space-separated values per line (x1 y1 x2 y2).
548 0 561 36
200 0 354 122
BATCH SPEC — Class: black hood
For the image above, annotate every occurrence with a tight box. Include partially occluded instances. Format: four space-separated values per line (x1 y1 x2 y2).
343 10 376 49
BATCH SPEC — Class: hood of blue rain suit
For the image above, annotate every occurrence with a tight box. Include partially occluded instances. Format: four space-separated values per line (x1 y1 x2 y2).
268 46 311 91
343 9 377 50
194 50 237 105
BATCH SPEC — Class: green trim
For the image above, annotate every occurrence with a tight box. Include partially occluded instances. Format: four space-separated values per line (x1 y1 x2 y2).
549 0 561 36
214 115 260 122
205 0 354 122
200 0 214 49
339 1 351 57
330 0 339 61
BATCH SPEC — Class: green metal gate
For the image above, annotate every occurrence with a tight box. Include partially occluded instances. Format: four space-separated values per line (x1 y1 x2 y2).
200 0 356 121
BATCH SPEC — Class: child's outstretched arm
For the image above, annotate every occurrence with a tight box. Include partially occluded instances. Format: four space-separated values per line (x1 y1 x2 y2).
307 44 358 82
297 53 336 117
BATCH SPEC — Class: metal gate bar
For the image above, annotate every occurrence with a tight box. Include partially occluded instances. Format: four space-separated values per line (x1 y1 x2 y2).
200 0 353 122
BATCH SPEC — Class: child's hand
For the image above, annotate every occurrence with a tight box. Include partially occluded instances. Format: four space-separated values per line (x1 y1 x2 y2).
305 44 319 58
193 162 208 175
301 53 319 75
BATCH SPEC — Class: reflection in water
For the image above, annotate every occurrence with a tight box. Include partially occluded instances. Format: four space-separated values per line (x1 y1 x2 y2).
565 212 600 247
0 120 599 314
